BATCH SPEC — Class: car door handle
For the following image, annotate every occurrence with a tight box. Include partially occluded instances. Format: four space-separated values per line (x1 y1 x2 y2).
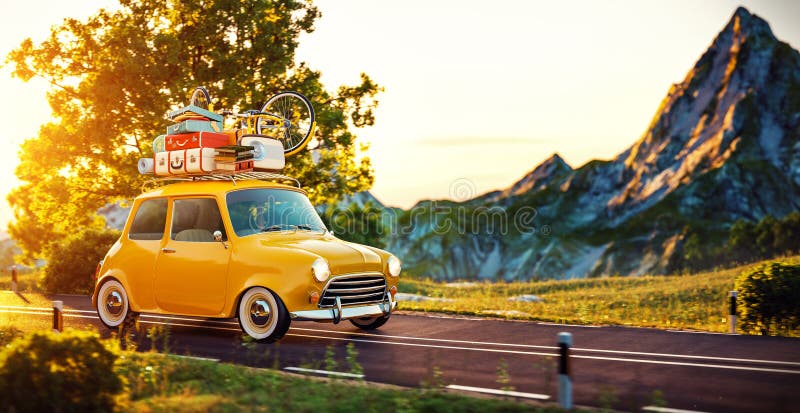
161 248 176 254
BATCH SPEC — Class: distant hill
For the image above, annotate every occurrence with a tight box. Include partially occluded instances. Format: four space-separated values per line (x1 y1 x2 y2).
389 7 800 280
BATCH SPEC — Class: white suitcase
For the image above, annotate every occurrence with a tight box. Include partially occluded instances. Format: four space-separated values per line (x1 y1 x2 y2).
168 150 187 175
185 148 217 173
154 152 170 176
240 135 285 170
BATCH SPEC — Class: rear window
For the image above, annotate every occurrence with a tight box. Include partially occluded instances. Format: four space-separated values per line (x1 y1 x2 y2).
129 198 168 240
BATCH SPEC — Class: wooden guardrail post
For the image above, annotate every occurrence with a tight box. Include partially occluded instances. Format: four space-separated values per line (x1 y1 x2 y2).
52 300 63 333
10 265 17 293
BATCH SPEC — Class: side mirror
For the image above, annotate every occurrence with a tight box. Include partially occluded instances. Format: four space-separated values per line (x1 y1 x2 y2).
213 230 228 249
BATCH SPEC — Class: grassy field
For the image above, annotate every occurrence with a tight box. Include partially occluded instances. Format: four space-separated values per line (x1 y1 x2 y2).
398 256 800 334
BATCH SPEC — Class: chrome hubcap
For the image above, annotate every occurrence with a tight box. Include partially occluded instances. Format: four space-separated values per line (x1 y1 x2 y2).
249 299 271 326
106 291 123 315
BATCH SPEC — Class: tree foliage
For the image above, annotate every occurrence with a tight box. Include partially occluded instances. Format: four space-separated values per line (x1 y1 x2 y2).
735 262 800 336
672 212 800 273
323 201 387 249
6 0 380 261
42 228 120 294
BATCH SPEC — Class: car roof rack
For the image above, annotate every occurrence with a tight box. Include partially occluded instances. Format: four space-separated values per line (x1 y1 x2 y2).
142 171 301 192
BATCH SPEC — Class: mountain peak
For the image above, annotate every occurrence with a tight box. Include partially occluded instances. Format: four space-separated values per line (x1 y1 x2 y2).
721 6 775 43
501 153 573 198
733 6 751 19
611 6 792 213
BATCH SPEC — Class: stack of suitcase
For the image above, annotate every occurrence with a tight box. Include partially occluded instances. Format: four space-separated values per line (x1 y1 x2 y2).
138 103 287 176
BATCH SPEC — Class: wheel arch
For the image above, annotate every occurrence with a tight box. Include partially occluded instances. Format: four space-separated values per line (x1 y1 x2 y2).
93 273 142 313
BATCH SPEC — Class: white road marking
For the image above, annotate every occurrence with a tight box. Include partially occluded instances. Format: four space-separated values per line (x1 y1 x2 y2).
290 327 800 368
642 406 711 413
0 309 51 316
140 314 239 326
64 314 104 320
138 319 241 332
446 384 550 400
290 326 558 351
284 366 364 379
169 354 220 362
3 307 800 373
287 333 800 375
0 305 95 314
537 322 601 328
667 329 731 336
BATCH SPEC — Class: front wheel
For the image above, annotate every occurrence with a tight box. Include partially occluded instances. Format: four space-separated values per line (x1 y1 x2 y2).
96 279 135 329
349 314 390 330
258 91 315 156
237 287 290 343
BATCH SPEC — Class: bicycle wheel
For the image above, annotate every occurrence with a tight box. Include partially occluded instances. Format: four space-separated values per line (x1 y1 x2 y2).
258 91 315 156
190 86 211 110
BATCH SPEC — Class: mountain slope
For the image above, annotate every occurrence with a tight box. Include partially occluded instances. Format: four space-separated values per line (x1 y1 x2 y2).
390 7 800 280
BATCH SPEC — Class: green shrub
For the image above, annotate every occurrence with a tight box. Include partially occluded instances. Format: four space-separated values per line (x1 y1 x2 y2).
0 330 122 412
42 228 120 294
0 326 23 346
735 262 800 335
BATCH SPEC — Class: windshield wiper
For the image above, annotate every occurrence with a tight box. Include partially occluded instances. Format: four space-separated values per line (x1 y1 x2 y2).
297 223 327 233
262 224 297 232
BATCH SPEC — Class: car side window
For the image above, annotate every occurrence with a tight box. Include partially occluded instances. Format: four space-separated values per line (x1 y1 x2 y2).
129 198 168 240
171 198 227 242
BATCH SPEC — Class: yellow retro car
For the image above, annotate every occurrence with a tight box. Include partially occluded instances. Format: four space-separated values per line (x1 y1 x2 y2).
92 175 400 342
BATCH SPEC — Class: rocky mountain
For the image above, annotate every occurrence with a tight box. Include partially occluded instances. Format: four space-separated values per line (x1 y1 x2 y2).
388 7 800 280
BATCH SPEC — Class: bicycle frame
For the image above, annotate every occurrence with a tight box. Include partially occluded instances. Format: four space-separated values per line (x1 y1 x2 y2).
236 112 283 135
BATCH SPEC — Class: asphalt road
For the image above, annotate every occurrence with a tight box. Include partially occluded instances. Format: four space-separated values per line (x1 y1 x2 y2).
1 294 799 412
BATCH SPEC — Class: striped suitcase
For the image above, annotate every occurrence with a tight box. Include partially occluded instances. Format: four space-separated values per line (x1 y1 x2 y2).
167 119 224 135
165 131 230 151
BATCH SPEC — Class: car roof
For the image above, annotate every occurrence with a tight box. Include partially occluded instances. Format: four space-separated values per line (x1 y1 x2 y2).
138 179 306 200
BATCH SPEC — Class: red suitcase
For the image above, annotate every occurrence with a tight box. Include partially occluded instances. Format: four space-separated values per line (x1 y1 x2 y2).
165 131 230 151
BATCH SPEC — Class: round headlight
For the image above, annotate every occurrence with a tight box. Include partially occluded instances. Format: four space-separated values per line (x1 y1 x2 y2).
312 258 330 283
387 255 401 277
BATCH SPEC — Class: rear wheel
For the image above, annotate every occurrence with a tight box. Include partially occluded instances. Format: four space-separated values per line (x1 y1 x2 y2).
258 91 315 156
349 314 390 330
96 279 135 329
190 86 211 109
237 287 290 342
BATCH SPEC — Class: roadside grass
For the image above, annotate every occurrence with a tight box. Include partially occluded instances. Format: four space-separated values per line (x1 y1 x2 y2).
0 326 578 413
0 268 41 293
398 255 800 334
117 351 573 412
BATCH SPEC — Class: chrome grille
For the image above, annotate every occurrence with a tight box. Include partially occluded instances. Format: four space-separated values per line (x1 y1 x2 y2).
319 273 386 308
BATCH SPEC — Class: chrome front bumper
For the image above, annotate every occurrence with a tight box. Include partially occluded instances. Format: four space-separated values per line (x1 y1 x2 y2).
290 292 396 323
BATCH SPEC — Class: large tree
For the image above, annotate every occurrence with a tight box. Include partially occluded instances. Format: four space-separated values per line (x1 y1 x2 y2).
6 0 379 261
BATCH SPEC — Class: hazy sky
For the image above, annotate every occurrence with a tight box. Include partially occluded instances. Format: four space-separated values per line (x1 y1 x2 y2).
0 0 798 229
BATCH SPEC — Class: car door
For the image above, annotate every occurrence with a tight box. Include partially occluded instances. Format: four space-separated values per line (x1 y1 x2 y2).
154 197 231 316
123 197 169 312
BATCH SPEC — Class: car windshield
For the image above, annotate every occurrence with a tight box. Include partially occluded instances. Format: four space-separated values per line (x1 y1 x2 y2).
226 188 327 237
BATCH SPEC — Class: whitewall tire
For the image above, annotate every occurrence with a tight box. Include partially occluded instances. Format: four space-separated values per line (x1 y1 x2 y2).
96 279 131 328
237 287 290 342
